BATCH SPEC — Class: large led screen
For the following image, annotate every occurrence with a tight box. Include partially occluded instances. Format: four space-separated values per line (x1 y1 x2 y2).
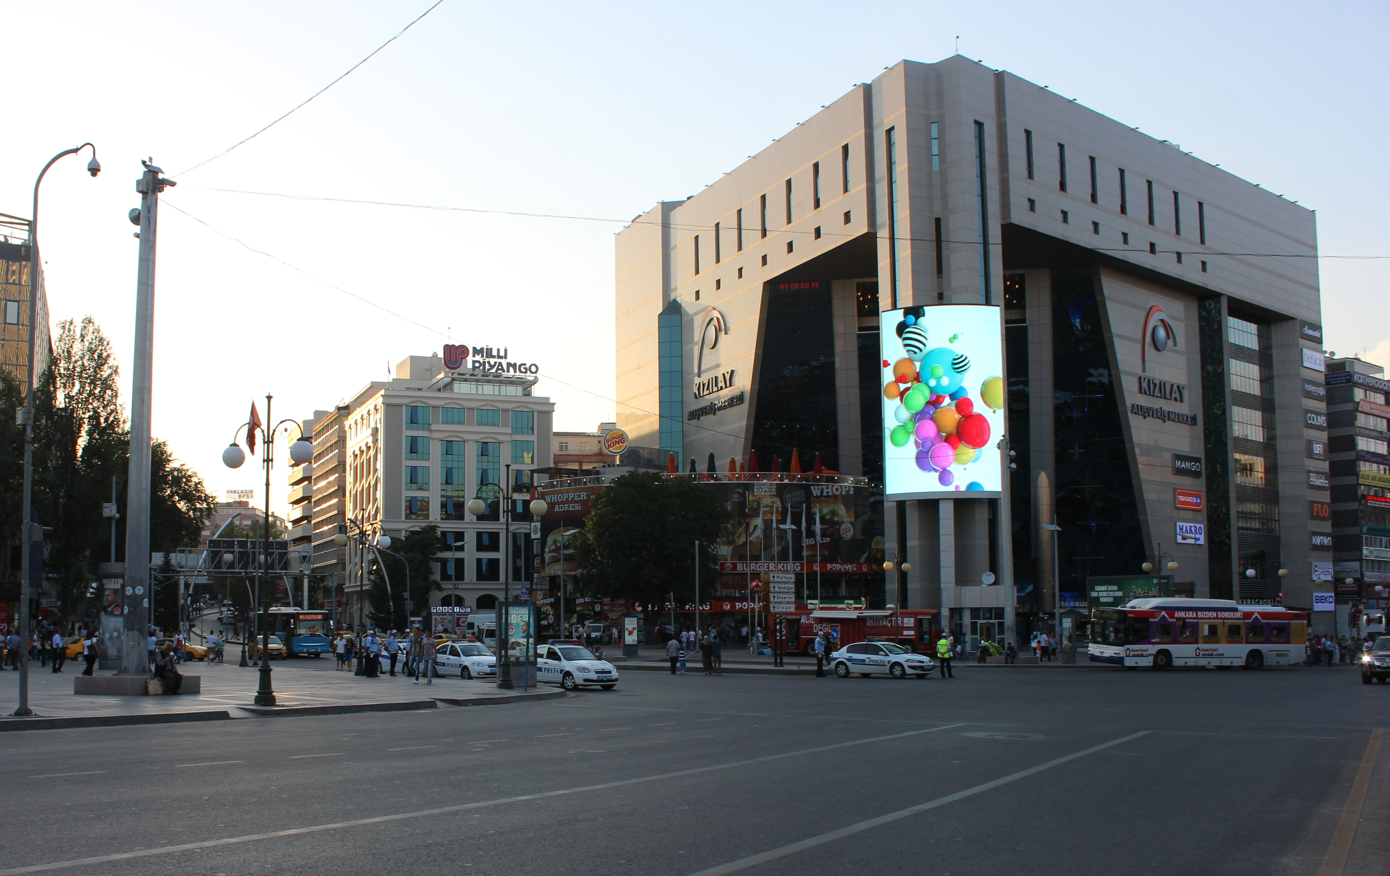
880 305 1004 499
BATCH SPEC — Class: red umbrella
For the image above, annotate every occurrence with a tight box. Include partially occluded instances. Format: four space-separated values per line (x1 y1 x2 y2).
748 450 761 475
771 456 781 475
738 459 747 482
728 457 738 478
790 449 802 475
666 452 677 474
813 452 824 475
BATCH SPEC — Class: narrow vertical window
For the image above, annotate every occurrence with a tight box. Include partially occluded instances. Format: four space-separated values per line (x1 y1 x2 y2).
736 208 743 251
1057 143 1067 192
930 121 940 171
760 194 767 239
812 161 821 209
935 217 944 277
886 127 899 307
714 222 721 263
694 235 700 275
975 120 993 305
1198 201 1206 245
1119 168 1128 215
1173 191 1181 236
1089 156 1098 204
1024 129 1034 180
841 143 850 192
1147 180 1155 225
785 178 793 225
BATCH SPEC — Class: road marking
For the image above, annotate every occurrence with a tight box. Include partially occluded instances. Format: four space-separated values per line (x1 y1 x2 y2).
686 731 1152 876
176 761 244 768
28 771 105 779
698 717 722 722
1318 728 1383 876
0 723 965 875
596 727 630 732
386 746 436 752
471 739 508 744
649 722 677 727
287 753 343 759
536 733 571 738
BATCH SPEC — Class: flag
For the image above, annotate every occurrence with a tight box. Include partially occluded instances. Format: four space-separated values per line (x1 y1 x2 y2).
247 402 262 455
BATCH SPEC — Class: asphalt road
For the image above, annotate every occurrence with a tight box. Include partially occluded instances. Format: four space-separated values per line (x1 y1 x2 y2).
1 664 1385 876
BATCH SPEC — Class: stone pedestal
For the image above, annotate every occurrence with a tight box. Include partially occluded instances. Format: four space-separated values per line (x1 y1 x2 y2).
75 675 201 696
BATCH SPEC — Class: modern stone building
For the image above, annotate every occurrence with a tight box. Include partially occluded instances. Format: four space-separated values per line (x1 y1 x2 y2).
1326 356 1390 633
615 55 1326 643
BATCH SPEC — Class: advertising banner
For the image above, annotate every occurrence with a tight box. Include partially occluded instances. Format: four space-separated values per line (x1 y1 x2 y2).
623 616 638 645
1087 575 1170 608
1312 562 1333 582
1175 489 1204 511
1302 348 1326 372
880 305 1003 499
1176 522 1205 544
1313 592 1335 611
1359 471 1390 489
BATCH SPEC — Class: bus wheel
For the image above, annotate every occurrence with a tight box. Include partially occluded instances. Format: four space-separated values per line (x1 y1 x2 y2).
834 662 850 678
889 663 907 679
1154 650 1172 671
1243 650 1264 670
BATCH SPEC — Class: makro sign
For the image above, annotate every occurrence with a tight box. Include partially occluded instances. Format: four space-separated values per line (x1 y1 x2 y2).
1176 521 1205 544
442 344 539 375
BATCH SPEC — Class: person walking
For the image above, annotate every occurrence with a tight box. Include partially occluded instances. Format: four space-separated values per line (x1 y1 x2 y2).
333 634 346 670
4 629 20 670
666 634 681 674
344 633 357 671
418 633 436 685
363 631 382 677
80 630 99 676
936 634 954 679
813 633 827 677
385 632 400 677
700 635 714 675
677 645 687 675
711 635 723 675
51 630 65 673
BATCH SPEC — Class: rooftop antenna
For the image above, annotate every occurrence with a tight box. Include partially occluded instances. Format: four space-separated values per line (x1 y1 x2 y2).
955 35 960 54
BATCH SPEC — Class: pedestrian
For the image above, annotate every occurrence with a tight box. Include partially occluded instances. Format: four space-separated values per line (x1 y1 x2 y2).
1005 641 1017 665
677 646 687 675
37 630 48 667
711 635 722 675
80 630 99 676
418 633 436 685
385 631 400 677
51 629 65 673
4 629 20 670
344 633 357 670
154 644 183 694
148 631 157 667
814 633 826 677
666 634 681 674
174 631 185 663
936 634 954 679
363 630 382 677
701 635 714 675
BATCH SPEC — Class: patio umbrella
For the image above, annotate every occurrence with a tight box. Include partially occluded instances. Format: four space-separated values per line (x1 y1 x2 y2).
666 452 677 473
688 457 697 474
813 452 824 475
790 449 802 475
728 457 738 477
707 452 717 474
771 456 781 475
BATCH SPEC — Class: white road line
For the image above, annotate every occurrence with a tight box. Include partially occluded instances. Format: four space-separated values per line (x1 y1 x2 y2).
596 728 630 732
287 753 343 759
0 723 966 875
27 771 105 779
176 761 244 768
386 746 436 752
471 739 508 744
686 731 1152 876
536 733 571 738
649 722 677 727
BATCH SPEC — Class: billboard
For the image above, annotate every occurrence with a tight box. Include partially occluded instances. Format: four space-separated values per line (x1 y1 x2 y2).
880 305 1004 499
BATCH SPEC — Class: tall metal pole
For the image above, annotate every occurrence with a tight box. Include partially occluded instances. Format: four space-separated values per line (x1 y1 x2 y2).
498 463 514 689
121 161 173 677
1052 529 1061 645
694 540 700 638
253 394 276 706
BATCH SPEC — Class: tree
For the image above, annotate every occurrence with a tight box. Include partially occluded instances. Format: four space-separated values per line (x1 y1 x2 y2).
368 525 443 632
575 473 727 612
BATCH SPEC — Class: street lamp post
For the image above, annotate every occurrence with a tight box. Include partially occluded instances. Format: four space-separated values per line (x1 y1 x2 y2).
222 395 312 707
13 144 99 718
882 555 912 612
1042 524 1062 642
468 470 546 690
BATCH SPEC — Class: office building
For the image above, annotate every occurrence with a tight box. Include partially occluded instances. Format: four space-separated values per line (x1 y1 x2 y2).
615 55 1326 642
1326 356 1390 632
0 213 49 389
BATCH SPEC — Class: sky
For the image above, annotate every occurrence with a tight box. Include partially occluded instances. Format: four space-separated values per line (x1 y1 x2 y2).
3 0 1387 518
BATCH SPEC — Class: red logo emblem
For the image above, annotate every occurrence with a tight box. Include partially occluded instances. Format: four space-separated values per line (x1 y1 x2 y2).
443 344 467 370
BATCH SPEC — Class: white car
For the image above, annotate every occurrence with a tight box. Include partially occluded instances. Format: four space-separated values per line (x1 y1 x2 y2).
831 641 934 679
537 642 619 690
435 642 497 679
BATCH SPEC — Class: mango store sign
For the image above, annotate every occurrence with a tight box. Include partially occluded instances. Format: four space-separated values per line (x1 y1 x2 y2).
442 344 539 375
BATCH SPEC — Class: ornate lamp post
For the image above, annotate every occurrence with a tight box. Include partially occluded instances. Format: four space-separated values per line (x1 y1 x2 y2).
468 470 546 690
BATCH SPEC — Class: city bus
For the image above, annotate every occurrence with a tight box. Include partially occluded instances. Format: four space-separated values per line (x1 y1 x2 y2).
265 608 333 657
1088 598 1307 670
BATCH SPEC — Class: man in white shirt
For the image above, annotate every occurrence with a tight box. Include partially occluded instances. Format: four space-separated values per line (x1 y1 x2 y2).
385 632 400 676
51 630 66 673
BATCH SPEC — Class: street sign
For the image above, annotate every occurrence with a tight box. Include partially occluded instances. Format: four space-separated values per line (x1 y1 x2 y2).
40 599 60 608
770 573 795 584
770 603 795 614
530 521 541 538
770 583 795 594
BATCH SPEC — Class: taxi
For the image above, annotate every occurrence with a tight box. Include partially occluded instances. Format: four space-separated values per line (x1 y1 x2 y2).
248 635 287 660
435 641 497 679
536 640 619 690
155 638 209 661
830 641 934 679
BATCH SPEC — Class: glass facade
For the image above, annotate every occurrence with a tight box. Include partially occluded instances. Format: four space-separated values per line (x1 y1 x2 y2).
406 436 429 460
477 409 500 427
658 300 683 463
512 440 535 464
476 441 500 521
751 280 838 471
441 407 467 424
451 380 525 396
1199 296 1233 600
441 440 467 519
1226 310 1280 600
404 496 429 520
511 410 534 434
405 466 429 490
1003 273 1032 609
406 405 430 430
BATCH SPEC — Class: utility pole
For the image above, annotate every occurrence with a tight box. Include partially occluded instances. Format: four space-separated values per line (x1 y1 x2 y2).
121 160 175 675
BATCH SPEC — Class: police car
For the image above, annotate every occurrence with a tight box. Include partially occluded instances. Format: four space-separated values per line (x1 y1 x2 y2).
435 641 497 679
830 641 934 679
537 641 619 690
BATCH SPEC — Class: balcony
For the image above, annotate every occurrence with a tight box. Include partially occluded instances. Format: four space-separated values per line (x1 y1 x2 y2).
287 503 312 526
288 462 313 486
288 522 314 544
287 482 313 506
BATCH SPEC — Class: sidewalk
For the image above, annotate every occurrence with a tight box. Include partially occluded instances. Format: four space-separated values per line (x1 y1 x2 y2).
0 656 561 732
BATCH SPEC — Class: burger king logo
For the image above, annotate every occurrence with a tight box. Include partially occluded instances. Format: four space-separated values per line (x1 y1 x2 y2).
603 428 630 455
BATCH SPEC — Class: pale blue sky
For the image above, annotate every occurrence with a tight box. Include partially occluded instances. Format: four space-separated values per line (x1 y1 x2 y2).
3 0 1386 511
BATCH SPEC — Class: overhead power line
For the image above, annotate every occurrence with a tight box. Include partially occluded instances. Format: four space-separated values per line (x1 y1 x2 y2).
176 0 446 177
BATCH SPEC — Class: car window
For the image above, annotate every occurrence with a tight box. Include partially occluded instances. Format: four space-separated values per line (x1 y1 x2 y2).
880 643 910 655
545 648 561 661
459 644 492 657
443 645 458 657
869 644 887 656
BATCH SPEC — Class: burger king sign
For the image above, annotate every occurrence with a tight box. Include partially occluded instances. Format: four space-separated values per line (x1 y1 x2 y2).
603 428 630 455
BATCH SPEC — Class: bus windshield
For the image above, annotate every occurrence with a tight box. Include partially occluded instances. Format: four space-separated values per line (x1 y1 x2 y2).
1092 610 1149 646
295 619 326 636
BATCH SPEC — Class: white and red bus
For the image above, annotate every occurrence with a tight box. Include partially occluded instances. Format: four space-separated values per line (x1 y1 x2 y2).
1088 598 1307 670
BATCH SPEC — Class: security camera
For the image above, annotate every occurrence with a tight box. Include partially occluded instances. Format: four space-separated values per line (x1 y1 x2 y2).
128 208 141 226
87 157 101 177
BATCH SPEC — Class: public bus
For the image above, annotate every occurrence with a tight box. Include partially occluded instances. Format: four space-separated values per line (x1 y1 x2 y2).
265 608 333 658
1088 597 1307 670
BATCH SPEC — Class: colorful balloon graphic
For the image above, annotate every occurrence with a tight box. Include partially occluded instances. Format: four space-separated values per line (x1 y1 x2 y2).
980 376 1005 411
955 397 975 417
932 406 960 436
893 358 917 384
890 424 911 447
957 413 991 449
928 442 955 471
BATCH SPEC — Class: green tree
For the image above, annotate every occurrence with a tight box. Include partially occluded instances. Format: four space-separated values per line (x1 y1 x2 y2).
367 525 443 631
575 472 727 610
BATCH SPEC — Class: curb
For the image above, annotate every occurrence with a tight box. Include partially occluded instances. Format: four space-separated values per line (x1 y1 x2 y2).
238 700 439 718
0 710 232 733
431 690 569 707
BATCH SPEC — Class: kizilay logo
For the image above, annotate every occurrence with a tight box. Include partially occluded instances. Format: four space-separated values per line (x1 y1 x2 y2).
1142 305 1175 373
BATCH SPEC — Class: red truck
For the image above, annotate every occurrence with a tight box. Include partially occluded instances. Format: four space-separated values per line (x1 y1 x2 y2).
781 608 940 655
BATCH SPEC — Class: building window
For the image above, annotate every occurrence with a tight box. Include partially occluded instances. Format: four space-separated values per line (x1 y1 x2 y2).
476 531 499 552
930 121 940 171
761 254 768 266
441 441 467 519
812 162 821 209
934 217 944 277
1355 387 1388 405
843 210 851 224
1176 251 1183 264
1149 242 1157 254
737 267 744 278
714 223 721 263
1147 180 1155 225
1227 315 1267 351
404 496 429 521
1237 502 1280 534
406 405 430 431
1173 191 1182 236
841 143 850 192
974 120 992 304
760 194 767 238
1004 273 1026 324
1057 143 1067 192
406 436 430 460
512 440 535 464
1122 232 1129 245
440 407 466 425
1092 221 1100 234
1357 436 1390 455
405 465 430 491
1232 407 1271 443
1061 210 1069 224
1024 129 1034 179
1228 358 1272 397
1356 413 1389 431
477 409 500 427
511 410 534 434
1201 261 1208 273
813 226 821 240
1198 201 1206 245
1119 168 1127 215
1027 198 1036 213
1089 156 1098 204
785 178 793 225
658 305 683 463
578 442 589 451
736 208 743 251
887 128 899 306
1 300 18 325
714 279 720 290
694 289 700 301
1234 453 1267 488
786 241 794 254
476 558 500 582
694 234 700 275
557 441 569 452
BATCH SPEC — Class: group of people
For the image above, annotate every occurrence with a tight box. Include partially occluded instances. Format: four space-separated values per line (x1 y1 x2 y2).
1306 633 1378 666
664 626 724 675
332 629 441 683
1031 632 1058 661
1 622 96 676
